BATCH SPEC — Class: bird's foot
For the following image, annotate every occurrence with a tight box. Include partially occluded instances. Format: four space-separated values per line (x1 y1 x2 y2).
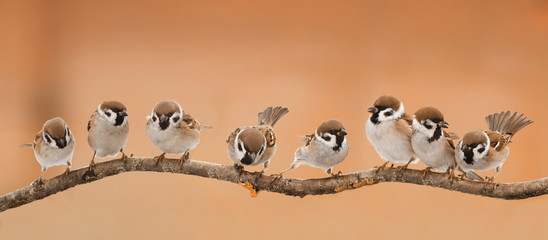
375 162 389 173
31 177 44 186
331 171 343 178
422 167 433 179
179 152 190 166
154 153 166 165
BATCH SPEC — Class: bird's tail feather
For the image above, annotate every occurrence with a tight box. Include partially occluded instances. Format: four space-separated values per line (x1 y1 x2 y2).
20 143 33 148
466 171 485 182
258 106 289 127
485 111 533 136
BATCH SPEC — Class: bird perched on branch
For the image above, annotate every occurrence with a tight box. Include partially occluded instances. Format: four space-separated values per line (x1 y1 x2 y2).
411 107 461 179
277 119 348 176
227 106 289 173
146 100 211 165
455 111 533 182
21 117 75 185
87 101 129 169
366 95 417 170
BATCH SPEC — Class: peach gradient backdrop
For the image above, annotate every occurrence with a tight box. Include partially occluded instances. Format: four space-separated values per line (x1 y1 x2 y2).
1 1 548 239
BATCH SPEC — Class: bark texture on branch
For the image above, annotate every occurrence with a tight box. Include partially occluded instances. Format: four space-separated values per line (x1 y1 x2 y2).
1 157 547 212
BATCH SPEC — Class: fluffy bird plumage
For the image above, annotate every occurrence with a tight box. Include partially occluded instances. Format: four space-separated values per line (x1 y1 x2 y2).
87 101 129 164
366 95 417 167
455 111 532 181
227 106 289 172
279 119 349 175
23 117 74 184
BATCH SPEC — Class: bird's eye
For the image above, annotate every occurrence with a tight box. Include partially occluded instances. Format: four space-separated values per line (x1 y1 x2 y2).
152 116 157 121
259 147 264 155
384 111 393 117
322 134 331 141
424 123 432 129
238 142 243 151
105 111 111 117
172 116 180 123
478 147 485 153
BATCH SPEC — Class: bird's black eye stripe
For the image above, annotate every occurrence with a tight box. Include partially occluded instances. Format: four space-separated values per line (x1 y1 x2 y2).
44 134 51 143
172 116 180 122
376 106 388 111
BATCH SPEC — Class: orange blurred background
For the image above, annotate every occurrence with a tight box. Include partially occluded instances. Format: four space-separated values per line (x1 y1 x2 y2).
1 0 548 239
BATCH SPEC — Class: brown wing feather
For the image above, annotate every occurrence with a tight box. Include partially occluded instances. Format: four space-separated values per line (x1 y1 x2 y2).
443 130 458 150
226 128 241 144
181 113 199 130
87 111 98 132
485 130 510 151
396 118 413 137
401 113 413 126
253 126 276 147
299 133 315 146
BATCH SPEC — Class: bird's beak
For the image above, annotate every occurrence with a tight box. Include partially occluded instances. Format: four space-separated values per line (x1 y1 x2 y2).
367 106 377 113
119 110 128 117
160 115 167 122
337 129 348 136
439 120 449 128
57 138 67 148
241 152 254 165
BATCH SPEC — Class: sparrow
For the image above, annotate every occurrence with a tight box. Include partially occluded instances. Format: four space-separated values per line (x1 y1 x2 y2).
21 117 75 184
455 111 533 182
278 119 348 176
227 106 289 173
366 95 417 170
146 100 210 165
87 100 129 168
411 107 458 178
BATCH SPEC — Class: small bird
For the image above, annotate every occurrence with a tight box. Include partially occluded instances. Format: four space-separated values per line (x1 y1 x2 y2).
411 107 458 178
227 106 289 173
278 119 348 176
87 101 129 168
22 117 75 184
366 95 417 170
146 100 210 164
455 111 533 182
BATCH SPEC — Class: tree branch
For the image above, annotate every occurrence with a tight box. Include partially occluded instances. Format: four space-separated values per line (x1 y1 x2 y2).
1 157 547 212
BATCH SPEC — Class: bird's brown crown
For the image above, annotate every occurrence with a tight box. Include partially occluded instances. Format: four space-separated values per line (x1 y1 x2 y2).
239 128 265 153
154 100 181 115
373 95 401 111
317 119 345 134
415 107 444 123
462 130 488 145
101 101 127 112
43 117 67 139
